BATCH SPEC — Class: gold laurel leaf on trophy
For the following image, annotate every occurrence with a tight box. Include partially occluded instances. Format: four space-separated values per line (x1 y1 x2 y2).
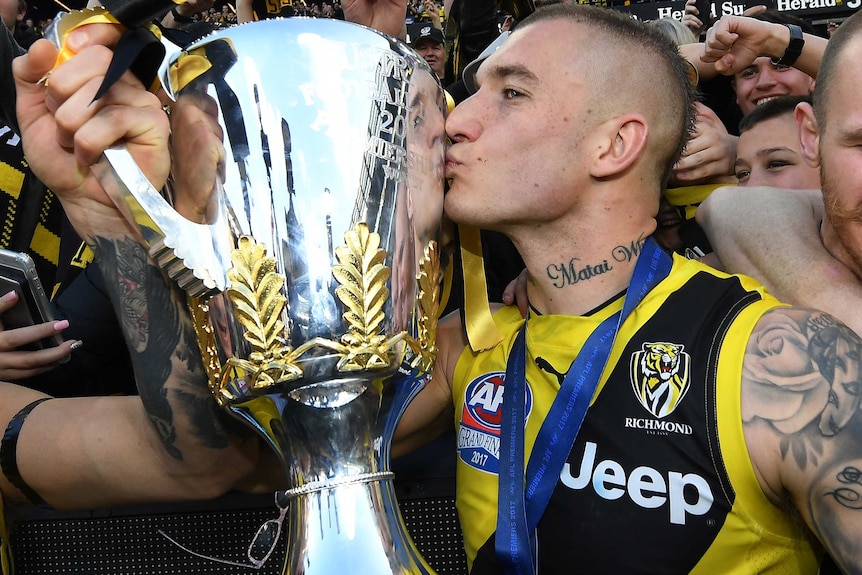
226 236 302 389
332 223 393 371
187 296 231 404
414 240 441 372
227 237 285 352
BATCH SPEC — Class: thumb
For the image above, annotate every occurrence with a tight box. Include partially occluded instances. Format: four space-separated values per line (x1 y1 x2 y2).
12 39 58 131
12 38 58 87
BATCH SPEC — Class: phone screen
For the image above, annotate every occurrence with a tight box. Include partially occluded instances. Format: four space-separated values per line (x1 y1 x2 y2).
0 252 63 350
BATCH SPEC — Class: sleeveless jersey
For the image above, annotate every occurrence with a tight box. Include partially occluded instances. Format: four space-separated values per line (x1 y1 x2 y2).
250 0 295 20
453 255 821 574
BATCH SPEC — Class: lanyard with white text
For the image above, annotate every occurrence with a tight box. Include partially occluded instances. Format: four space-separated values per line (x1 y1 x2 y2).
495 238 673 575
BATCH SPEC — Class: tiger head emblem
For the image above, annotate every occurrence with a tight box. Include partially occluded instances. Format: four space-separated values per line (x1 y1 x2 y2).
630 342 691 419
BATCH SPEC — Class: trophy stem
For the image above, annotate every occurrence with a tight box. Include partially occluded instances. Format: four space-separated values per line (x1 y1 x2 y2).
229 375 437 575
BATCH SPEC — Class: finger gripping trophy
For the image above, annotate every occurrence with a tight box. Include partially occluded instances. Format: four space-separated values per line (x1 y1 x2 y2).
91 16 447 575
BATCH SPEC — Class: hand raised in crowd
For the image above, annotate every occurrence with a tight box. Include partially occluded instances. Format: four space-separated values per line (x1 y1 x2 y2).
672 102 738 184
0 292 78 380
701 15 777 74
13 25 171 243
700 14 824 77
342 0 408 38
682 0 706 37
684 0 769 37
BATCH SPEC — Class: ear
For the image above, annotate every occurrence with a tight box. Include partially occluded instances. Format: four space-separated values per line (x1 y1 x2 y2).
590 114 648 179
794 102 820 168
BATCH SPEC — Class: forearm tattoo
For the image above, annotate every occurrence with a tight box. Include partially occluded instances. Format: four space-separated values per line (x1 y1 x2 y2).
745 311 862 468
745 308 862 564
828 467 862 511
92 236 230 459
545 235 646 288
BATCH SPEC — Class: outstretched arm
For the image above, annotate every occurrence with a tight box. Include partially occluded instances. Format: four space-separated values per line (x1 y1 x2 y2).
5 27 258 509
743 307 862 572
697 187 862 336
342 0 408 39
680 15 826 81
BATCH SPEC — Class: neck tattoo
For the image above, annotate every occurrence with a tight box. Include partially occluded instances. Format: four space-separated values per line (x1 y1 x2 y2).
545 235 648 289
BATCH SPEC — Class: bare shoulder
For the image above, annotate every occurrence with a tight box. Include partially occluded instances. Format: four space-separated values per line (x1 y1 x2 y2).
742 306 862 570
698 186 822 227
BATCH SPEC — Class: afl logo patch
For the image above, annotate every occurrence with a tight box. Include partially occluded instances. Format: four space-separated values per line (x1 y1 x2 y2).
630 342 691 419
458 372 532 474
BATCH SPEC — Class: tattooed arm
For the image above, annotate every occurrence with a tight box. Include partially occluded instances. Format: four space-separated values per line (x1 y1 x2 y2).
2 26 260 508
698 187 862 337
742 307 862 571
4 238 260 508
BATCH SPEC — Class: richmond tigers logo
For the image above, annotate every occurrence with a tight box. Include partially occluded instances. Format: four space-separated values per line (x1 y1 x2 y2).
630 342 691 419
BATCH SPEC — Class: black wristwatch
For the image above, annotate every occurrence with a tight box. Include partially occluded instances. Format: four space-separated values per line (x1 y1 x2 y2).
170 5 194 24
771 23 804 67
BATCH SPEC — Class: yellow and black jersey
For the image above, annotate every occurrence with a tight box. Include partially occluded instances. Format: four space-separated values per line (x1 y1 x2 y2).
453 255 821 574
250 0 295 20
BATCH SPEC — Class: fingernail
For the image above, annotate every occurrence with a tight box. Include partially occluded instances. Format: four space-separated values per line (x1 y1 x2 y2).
2 291 17 302
65 28 89 51
70 340 83 351
54 319 70 331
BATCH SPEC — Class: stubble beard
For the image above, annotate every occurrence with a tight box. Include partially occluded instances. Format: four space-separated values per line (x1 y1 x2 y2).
822 170 862 281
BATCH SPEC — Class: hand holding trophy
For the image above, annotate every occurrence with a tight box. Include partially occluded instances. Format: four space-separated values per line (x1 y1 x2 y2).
47 7 447 574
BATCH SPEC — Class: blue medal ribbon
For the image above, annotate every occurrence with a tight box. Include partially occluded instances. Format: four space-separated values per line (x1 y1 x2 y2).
495 238 673 575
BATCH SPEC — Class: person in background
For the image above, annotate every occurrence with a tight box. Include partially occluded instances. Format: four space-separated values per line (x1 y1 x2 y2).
733 94 820 189
408 22 445 80
160 0 216 29
237 0 295 23
698 12 862 340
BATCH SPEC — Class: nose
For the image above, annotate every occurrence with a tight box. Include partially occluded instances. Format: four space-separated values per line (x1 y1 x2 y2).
746 169 769 187
755 66 779 89
445 90 483 143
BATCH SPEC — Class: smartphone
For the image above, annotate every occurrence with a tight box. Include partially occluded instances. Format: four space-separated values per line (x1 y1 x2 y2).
0 249 64 350
693 0 713 30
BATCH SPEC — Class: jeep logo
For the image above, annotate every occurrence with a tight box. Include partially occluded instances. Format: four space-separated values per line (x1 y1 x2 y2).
560 441 713 525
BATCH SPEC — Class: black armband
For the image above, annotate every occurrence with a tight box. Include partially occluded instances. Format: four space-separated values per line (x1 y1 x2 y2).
0 398 51 505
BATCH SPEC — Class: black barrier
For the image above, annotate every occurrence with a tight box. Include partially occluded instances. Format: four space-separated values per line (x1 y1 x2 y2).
9 477 467 575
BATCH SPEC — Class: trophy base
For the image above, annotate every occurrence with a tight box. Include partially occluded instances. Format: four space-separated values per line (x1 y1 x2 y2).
283 477 436 575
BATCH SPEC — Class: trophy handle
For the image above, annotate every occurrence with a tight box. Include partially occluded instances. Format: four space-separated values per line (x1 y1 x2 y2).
91 145 235 298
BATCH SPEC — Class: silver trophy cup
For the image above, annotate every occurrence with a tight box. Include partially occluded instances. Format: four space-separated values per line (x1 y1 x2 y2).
93 17 447 575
